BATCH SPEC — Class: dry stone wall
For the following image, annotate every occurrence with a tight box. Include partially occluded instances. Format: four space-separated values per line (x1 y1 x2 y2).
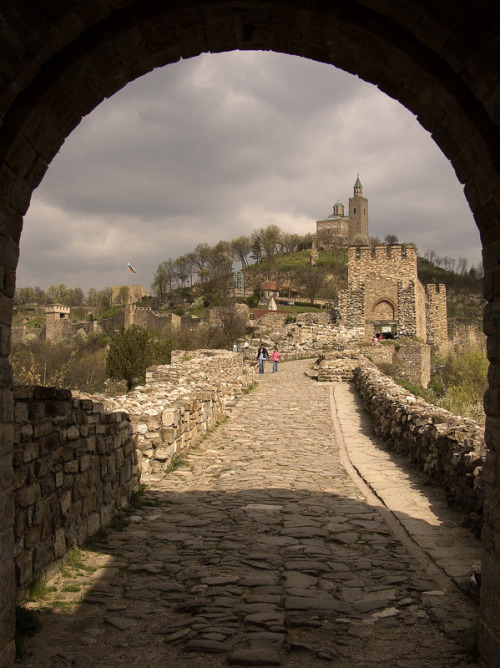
12 350 255 604
101 350 256 475
13 385 138 599
352 363 485 536
248 311 364 359
317 339 431 387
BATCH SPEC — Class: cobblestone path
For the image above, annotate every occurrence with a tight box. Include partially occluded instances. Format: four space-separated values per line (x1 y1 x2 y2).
22 359 479 667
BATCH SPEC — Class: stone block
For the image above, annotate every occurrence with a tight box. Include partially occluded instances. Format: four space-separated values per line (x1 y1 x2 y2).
87 512 100 537
64 460 79 474
54 527 66 558
15 551 33 590
33 540 54 573
33 419 53 439
0 423 13 458
17 483 40 508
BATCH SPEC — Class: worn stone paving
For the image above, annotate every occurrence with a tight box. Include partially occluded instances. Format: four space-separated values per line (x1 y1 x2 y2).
22 359 479 667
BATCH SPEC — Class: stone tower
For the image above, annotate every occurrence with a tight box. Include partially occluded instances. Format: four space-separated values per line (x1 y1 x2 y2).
348 175 369 242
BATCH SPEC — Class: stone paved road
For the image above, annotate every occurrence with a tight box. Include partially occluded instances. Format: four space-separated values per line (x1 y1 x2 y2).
22 359 479 667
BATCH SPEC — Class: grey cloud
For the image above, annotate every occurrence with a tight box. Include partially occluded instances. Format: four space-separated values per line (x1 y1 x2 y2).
18 51 481 292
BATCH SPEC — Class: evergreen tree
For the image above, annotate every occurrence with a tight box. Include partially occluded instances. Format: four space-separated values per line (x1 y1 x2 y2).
106 325 172 390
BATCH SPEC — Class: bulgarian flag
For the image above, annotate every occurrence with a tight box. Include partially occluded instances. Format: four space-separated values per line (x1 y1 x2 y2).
127 263 136 273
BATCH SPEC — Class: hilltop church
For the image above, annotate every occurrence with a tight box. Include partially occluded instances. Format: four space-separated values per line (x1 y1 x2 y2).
313 175 369 250
312 176 447 346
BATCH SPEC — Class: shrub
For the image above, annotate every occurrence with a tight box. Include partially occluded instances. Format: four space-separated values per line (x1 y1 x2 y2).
10 335 108 392
106 325 174 390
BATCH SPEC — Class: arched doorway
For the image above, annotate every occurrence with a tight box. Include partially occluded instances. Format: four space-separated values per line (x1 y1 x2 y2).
371 298 397 336
0 3 499 665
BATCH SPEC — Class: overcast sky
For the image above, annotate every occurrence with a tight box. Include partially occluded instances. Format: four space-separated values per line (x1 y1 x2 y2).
17 51 481 293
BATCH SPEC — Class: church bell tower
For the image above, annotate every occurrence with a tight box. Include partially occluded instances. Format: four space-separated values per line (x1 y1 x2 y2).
348 175 369 242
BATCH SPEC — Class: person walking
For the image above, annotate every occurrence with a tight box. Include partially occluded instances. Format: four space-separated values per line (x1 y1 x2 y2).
257 344 269 374
271 348 281 373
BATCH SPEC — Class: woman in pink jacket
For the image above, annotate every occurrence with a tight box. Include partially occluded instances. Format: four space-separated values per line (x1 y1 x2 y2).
271 348 281 373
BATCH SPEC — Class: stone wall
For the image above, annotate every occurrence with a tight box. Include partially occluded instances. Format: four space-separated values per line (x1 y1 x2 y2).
317 339 431 387
0 2 499 663
11 350 255 605
101 350 256 474
352 363 485 535
13 385 138 599
339 246 447 345
247 311 364 359
124 305 181 335
426 284 448 347
98 309 125 336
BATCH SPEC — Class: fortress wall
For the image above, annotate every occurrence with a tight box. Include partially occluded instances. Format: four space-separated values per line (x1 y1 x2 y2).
415 280 427 340
426 284 448 347
99 310 125 335
353 363 485 536
129 307 181 335
318 339 431 387
348 245 419 285
364 275 399 314
44 317 75 343
12 350 255 603
13 386 138 599
101 350 256 475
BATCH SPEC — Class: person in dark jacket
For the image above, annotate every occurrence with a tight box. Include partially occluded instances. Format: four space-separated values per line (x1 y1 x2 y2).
257 344 269 374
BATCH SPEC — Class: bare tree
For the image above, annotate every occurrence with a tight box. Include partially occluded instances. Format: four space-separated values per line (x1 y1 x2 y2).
152 259 175 298
298 265 326 304
457 256 468 275
194 243 211 282
174 255 190 287
259 225 282 266
231 236 251 268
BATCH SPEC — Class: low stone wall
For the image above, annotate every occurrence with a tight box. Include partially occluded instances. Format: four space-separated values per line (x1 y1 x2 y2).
317 339 431 387
13 385 138 599
352 363 486 535
12 350 256 600
102 350 256 474
318 352 368 381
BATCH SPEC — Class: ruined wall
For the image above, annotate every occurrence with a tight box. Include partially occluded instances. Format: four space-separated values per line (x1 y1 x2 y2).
248 311 364 359
352 363 485 535
426 284 448 347
125 306 181 335
318 339 431 387
12 350 255 605
101 350 256 474
205 303 250 326
13 386 138 599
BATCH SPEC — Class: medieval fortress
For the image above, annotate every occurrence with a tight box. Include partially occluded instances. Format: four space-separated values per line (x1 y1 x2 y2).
315 177 447 346
14 177 447 352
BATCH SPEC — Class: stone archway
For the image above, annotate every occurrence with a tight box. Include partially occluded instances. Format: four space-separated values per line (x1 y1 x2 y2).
371 298 397 321
1 3 499 665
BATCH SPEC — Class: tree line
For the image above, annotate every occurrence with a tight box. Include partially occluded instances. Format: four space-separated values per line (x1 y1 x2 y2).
151 227 314 301
14 283 123 318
